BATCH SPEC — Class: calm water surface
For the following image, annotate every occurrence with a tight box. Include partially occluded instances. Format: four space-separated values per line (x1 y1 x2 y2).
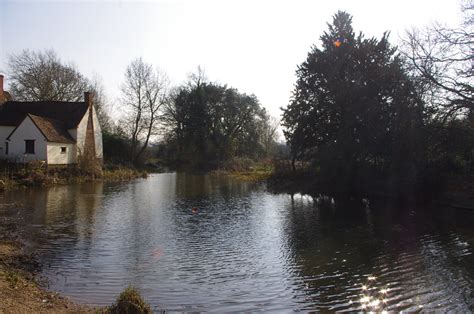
0 173 473 312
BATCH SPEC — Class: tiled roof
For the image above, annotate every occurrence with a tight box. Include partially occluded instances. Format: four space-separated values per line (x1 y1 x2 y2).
7 114 76 144
29 114 75 144
0 100 88 129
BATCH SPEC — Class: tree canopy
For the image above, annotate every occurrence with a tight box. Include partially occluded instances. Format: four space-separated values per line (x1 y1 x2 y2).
7 49 112 132
402 2 473 121
119 58 168 164
7 50 90 102
282 11 425 192
162 72 274 169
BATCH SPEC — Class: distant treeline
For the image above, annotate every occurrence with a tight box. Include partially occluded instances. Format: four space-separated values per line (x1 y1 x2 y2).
4 54 280 169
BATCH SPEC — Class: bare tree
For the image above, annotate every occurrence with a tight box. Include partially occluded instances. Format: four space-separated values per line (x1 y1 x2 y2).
120 58 168 164
401 2 473 121
7 49 90 101
187 65 207 88
259 115 280 157
8 49 112 132
88 76 112 133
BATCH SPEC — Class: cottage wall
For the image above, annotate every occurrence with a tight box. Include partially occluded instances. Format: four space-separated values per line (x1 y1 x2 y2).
74 109 89 158
0 90 103 165
47 143 75 164
71 106 103 162
0 126 14 157
92 106 103 160
7 117 47 163
67 128 77 163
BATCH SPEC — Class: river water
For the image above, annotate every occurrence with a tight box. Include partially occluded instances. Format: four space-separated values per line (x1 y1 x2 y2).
0 173 473 312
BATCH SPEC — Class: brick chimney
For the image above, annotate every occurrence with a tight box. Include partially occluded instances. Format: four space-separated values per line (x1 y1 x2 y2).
83 91 97 162
0 75 4 94
84 91 93 109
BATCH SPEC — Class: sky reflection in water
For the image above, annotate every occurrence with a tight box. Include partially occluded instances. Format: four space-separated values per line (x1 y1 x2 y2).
0 173 472 312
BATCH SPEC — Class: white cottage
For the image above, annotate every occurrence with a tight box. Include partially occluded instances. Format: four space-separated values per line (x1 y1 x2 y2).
0 75 103 165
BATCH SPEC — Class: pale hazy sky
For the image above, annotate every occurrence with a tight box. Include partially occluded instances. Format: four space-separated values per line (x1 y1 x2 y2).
0 0 464 119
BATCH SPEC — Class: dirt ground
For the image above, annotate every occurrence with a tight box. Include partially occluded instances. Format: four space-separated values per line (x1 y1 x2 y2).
0 204 95 314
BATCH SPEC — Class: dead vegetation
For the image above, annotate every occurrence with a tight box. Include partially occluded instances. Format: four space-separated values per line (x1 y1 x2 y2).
0 160 147 190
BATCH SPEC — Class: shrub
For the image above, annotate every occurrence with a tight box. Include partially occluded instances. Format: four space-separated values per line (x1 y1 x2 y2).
221 157 256 172
107 285 152 314
77 152 103 178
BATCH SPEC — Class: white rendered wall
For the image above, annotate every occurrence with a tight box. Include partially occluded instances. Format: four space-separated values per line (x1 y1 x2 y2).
92 106 103 159
72 107 103 160
47 143 75 164
0 126 14 158
67 128 78 163
75 110 88 158
7 117 47 163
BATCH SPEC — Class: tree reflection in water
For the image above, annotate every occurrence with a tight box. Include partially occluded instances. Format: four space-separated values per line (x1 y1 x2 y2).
0 174 472 311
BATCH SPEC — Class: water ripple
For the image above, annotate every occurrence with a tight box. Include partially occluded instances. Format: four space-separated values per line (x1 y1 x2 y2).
1 173 473 311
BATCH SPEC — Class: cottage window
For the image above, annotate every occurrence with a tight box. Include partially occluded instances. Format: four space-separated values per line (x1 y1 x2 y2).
60 147 67 154
4 142 8 155
25 140 35 154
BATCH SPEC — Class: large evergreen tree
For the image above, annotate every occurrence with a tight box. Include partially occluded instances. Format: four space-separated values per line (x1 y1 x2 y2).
282 11 425 193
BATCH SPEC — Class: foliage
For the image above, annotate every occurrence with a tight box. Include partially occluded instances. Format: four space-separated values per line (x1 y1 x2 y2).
218 158 274 182
6 50 277 170
220 157 259 172
103 131 131 164
107 286 152 314
282 11 425 194
400 2 474 181
424 116 474 174
102 165 148 181
162 70 277 170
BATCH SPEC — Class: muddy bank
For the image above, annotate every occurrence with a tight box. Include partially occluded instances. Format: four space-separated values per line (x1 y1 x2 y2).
0 203 94 313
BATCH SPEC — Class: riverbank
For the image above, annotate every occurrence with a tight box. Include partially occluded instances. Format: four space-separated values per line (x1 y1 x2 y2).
0 203 94 313
213 159 273 182
267 168 474 208
441 174 474 210
214 168 272 182
0 202 154 313
0 162 148 191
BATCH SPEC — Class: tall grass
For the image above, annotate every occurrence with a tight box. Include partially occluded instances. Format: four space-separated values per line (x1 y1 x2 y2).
0 160 148 190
